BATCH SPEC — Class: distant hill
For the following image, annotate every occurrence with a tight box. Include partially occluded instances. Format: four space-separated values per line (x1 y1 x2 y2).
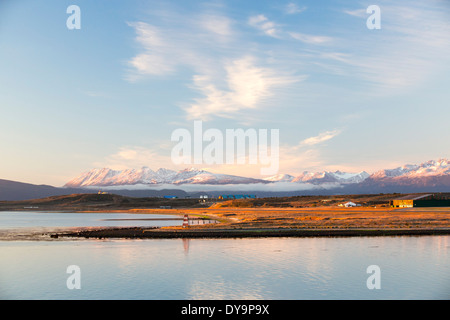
0 179 189 201
0 179 68 201
0 193 203 211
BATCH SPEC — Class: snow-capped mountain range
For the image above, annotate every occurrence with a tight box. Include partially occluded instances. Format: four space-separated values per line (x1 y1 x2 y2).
359 159 450 190
65 159 450 190
64 167 266 187
370 159 450 179
290 171 370 184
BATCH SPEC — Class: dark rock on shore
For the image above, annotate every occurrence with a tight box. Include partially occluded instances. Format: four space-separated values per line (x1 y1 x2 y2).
55 227 450 240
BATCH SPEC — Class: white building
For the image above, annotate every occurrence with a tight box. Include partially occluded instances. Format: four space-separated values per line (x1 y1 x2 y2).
344 202 357 207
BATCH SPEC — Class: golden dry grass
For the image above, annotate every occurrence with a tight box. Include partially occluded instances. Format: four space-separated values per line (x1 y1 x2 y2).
116 206 450 230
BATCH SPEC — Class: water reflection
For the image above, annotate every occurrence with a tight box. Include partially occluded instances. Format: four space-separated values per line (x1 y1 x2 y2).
0 211 183 230
0 236 448 299
183 238 190 254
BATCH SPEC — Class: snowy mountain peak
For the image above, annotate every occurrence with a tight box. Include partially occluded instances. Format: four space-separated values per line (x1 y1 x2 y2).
291 170 369 185
65 167 267 187
263 174 295 182
331 171 370 183
371 158 450 179
64 159 449 189
183 167 203 172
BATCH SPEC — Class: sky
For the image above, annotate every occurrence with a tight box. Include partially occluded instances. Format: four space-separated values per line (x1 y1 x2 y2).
1 0 450 186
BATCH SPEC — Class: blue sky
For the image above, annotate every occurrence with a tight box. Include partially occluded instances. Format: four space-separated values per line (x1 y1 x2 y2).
1 0 450 186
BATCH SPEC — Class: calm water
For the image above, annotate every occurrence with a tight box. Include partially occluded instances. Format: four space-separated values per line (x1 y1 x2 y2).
0 211 183 230
0 212 448 300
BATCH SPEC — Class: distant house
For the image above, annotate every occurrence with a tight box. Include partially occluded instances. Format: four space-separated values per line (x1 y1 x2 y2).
344 202 357 207
164 195 178 199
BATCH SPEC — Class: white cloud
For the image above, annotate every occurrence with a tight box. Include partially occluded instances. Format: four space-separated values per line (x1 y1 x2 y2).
125 16 234 80
249 14 333 45
126 15 305 122
185 56 300 120
343 9 366 18
199 14 233 36
299 130 341 147
125 22 177 79
126 2 450 125
289 32 333 45
248 15 281 38
128 53 175 77
247 14 266 25
285 3 307 15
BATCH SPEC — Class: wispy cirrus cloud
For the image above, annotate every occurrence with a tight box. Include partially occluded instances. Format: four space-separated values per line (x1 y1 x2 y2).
334 2 450 92
285 3 307 15
248 14 281 38
125 14 236 81
288 32 333 45
125 1 450 125
248 13 331 44
126 22 178 78
343 8 366 18
126 10 305 121
198 14 234 37
299 130 342 147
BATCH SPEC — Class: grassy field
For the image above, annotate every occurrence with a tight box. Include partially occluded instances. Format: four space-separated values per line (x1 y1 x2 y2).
131 206 450 230
2 193 449 231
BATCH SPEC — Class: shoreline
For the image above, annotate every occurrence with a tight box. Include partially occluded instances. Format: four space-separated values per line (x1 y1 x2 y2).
53 226 450 240
3 204 449 240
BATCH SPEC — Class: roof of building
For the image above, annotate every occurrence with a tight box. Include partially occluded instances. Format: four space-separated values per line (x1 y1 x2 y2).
393 194 432 201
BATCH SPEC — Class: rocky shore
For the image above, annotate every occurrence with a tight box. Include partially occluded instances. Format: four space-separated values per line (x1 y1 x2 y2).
53 226 450 239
